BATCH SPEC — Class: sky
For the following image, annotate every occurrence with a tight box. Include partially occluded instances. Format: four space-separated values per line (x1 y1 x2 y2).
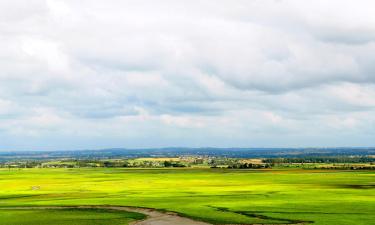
1 0 375 151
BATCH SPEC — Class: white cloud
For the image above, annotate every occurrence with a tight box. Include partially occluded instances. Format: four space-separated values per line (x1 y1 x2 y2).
1 0 375 150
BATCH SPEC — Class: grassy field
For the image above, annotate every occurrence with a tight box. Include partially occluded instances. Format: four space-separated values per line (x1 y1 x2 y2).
0 208 145 225
0 168 374 225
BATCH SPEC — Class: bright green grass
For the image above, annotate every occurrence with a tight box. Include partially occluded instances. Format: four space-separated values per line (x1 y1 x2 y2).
0 208 145 225
0 168 374 225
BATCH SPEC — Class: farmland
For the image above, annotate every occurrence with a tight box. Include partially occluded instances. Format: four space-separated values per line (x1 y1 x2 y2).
0 168 374 224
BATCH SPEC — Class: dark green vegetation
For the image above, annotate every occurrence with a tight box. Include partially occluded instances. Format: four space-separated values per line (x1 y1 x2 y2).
1 156 374 169
0 208 145 225
264 156 375 164
0 168 374 225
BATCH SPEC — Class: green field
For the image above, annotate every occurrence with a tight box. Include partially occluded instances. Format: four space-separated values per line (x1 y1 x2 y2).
0 208 145 225
0 168 374 225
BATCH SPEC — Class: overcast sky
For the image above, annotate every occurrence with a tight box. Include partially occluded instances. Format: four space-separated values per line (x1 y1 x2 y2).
1 0 375 151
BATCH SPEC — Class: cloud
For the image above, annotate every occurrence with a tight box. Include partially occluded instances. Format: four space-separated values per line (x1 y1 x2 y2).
1 0 375 150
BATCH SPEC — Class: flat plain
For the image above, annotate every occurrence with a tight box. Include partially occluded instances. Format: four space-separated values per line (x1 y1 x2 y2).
0 168 374 225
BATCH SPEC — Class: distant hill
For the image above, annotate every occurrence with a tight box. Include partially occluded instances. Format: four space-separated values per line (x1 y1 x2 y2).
1 147 374 162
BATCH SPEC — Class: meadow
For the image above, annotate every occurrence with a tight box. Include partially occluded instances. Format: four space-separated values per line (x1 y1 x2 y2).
0 208 145 225
0 168 374 225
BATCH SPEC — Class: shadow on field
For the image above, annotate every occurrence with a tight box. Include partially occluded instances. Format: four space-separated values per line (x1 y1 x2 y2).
208 206 314 225
336 184 375 189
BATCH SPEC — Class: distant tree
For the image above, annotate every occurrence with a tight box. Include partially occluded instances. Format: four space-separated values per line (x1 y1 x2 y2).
163 161 172 167
103 161 113 167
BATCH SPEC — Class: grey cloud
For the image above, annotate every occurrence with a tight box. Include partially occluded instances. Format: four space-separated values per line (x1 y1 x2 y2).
316 28 375 45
